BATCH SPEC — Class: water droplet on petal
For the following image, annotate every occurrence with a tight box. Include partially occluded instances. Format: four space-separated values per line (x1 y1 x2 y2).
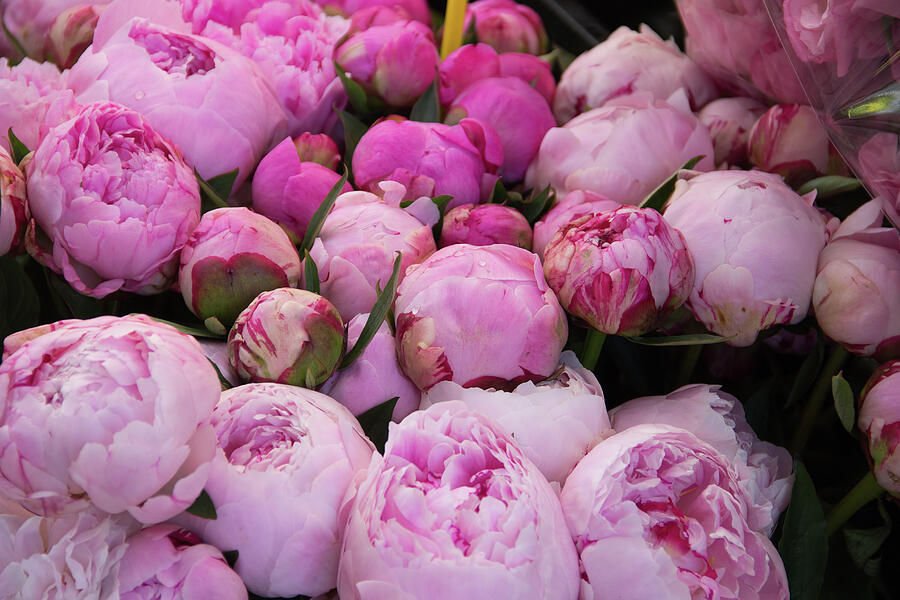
135 91 145 100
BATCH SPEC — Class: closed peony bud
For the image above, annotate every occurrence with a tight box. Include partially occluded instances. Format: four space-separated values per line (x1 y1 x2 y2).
45 3 104 69
178 207 302 330
228 288 344 388
697 96 765 166
532 190 621 258
543 206 694 336
293 132 342 170
463 0 548 55
439 203 532 249
858 360 900 495
0 146 27 256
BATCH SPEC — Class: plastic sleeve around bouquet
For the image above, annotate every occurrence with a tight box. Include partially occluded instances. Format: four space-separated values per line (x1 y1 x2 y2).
762 0 900 225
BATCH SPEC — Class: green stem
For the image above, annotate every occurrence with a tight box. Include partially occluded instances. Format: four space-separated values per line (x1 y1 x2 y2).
581 329 606 372
675 344 703 388
790 345 848 453
826 471 883 536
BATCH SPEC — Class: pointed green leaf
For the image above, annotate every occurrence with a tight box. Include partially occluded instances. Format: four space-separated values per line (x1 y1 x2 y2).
778 461 828 600
185 490 217 520
638 155 704 211
843 501 892 577
832 372 856 433
299 167 349 254
796 176 861 198
430 194 454 239
203 316 227 336
0 255 41 347
303 249 320 295
7 129 30 165
515 185 555 225
623 333 733 346
207 169 239 201
141 315 225 339
335 107 368 172
339 253 402 370
489 179 509 204
208 358 233 390
44 269 104 320
357 396 399 454
334 62 369 114
786 333 825 408
194 168 233 212
222 550 239 569
409 78 440 123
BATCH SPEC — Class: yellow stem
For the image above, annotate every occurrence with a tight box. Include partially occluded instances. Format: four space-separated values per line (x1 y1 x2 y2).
441 0 469 59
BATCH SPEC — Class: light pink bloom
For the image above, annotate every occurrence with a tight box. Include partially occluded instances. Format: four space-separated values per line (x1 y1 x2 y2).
446 76 555 182
525 92 715 206
337 401 580 599
813 200 900 360
178 207 302 329
174 383 373 597
858 360 900 495
45 3 105 68
67 1 287 190
532 190 621 259
0 146 27 257
0 510 131 599
308 191 436 321
1 320 80 361
228 288 345 388
293 132 342 170
664 170 827 346
320 313 421 422
0 0 112 59
440 203 532 249
610 384 794 535
697 96 766 167
561 424 789 600
421 351 611 485
352 117 503 209
395 243 568 390
251 137 353 244
0 315 219 523
463 0 548 55
543 206 694 336
26 102 200 298
0 57 79 155
554 25 717 123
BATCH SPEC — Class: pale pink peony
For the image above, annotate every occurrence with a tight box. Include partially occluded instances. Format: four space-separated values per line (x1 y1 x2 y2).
532 190 621 259
307 190 436 321
337 401 581 599
463 0 548 55
439 203 532 250
525 92 715 206
697 96 766 167
25 102 201 298
0 315 219 523
561 424 790 600
174 383 373 597
554 25 717 123
664 170 828 346
394 243 568 390
610 384 794 535
858 360 900 495
319 313 421 422
421 351 611 485
0 146 27 257
119 525 247 600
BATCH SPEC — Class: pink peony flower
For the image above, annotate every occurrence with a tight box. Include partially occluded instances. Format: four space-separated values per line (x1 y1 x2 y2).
543 206 695 336
0 0 112 59
323 0 431 25
439 203 532 250
178 207 302 329
174 383 373 597
561 424 790 600
119 525 247 599
25 102 200 298
532 190 621 259
858 360 900 495
498 52 556 105
45 3 105 68
610 384 794 535
664 170 827 346
293 131 342 170
337 401 581 599
554 25 717 123
395 243 568 390
421 351 611 485
852 132 900 226
525 92 715 206
463 0 548 55
307 190 436 321
0 146 27 257
697 96 766 167
0 315 220 523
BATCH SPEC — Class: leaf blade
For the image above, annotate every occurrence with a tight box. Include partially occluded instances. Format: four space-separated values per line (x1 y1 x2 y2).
832 372 855 433
303 249 320 295
7 128 30 165
409 78 440 123
623 333 733 346
638 155 704 211
796 176 861 198
339 253 402 370
356 397 398 454
185 490 217 520
778 461 828 600
299 167 349 255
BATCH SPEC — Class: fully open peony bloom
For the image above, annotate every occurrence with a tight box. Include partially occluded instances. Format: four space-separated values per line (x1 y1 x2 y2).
0 315 219 523
25 101 201 298
337 401 580 599
174 383 373 597
561 424 789 600
395 244 568 390
0 146 27 257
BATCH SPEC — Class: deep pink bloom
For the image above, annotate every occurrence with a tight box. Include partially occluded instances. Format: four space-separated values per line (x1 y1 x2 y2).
440 203 532 250
463 0 548 55
532 190 621 259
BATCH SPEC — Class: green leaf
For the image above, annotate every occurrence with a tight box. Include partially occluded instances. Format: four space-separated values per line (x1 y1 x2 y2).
430 194 453 239
334 62 369 114
778 461 828 600
843 501 892 577
409 78 440 123
222 550 239 569
786 333 825 409
44 269 104 320
339 253 402 370
7 128 30 165
638 155 704 211
832 372 856 433
208 358 233 390
0 255 41 348
303 249 320 295
796 176 861 198
336 108 368 171
194 168 235 212
141 315 225 339
516 186 555 225
357 396 398 454
623 333 732 346
185 490 217 520
489 178 509 204
299 167 349 255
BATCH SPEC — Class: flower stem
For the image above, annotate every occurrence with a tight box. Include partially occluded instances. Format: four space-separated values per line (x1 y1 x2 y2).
826 471 883 536
790 344 848 453
675 344 703 388
581 329 606 372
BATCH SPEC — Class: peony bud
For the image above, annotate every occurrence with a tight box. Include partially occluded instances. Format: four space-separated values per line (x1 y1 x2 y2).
858 360 900 495
45 3 104 69
463 0 548 55
532 190 621 258
439 203 532 249
293 132 342 170
0 145 27 256
697 96 766 166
